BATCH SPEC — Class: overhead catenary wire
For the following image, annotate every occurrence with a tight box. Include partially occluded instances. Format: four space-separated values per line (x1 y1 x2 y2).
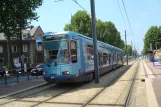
54 0 90 14
102 0 133 39
116 0 128 31
121 0 137 53
121 0 133 35
72 0 90 15
54 0 64 2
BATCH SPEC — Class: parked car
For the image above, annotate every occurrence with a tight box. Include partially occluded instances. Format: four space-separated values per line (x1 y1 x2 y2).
0 66 5 76
31 64 43 76
14 63 30 74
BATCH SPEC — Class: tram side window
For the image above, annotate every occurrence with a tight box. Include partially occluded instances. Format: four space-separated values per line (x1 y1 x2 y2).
119 55 121 61
113 54 115 61
87 45 94 60
117 54 119 62
118 55 120 61
71 40 77 63
103 53 108 64
109 53 111 64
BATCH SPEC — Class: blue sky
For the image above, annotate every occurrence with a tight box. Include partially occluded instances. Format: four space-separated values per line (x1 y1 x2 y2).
32 0 161 54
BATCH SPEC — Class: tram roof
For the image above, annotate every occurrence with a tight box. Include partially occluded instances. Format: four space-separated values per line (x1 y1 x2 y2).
43 31 122 51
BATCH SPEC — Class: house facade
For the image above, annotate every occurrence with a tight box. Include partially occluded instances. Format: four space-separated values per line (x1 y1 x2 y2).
0 26 44 66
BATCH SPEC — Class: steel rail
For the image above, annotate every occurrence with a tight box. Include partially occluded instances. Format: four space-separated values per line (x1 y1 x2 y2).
0 83 54 106
81 60 138 107
124 60 140 107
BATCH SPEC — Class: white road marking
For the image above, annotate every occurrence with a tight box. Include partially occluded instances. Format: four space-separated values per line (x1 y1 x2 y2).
143 60 155 78
141 60 158 107
145 78 159 107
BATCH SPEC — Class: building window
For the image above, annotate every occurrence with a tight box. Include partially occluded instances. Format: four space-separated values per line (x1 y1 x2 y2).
23 35 27 38
37 42 42 51
23 44 27 52
0 45 3 53
0 58 4 65
87 45 94 60
70 40 77 63
12 45 17 53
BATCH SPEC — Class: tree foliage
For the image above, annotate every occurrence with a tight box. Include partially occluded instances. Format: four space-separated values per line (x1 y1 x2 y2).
143 26 161 52
0 0 43 68
64 10 125 49
64 10 92 37
123 45 133 56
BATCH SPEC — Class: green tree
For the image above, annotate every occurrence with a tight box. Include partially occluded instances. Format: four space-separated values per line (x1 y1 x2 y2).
64 10 125 50
96 19 105 41
119 40 125 49
143 26 161 52
102 21 120 47
64 10 92 37
123 45 132 56
64 24 72 31
0 0 43 69
114 31 123 48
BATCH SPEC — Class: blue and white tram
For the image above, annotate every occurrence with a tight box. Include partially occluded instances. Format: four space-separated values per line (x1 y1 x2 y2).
42 31 124 83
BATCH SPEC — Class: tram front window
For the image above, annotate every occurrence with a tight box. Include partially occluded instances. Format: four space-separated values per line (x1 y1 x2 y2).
44 35 70 65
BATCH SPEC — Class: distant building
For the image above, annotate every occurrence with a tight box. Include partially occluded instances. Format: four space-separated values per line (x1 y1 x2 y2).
0 26 44 66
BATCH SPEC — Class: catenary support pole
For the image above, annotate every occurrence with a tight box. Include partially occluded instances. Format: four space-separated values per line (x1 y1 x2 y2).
131 41 133 60
125 30 128 65
90 0 99 83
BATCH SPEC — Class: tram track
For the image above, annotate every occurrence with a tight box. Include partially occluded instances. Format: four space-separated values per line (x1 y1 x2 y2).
124 60 139 107
0 83 82 107
0 61 136 107
0 83 55 106
81 60 139 107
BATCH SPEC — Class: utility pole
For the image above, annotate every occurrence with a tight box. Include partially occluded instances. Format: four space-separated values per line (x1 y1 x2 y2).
20 19 23 68
131 41 133 60
90 0 99 83
155 43 157 49
134 45 136 60
70 13 72 31
125 30 128 65
150 43 152 51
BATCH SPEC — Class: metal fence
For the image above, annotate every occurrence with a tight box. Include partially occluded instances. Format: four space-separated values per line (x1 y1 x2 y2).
0 67 43 85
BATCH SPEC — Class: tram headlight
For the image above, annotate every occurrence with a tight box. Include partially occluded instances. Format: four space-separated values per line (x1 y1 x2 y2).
43 72 46 75
62 71 70 75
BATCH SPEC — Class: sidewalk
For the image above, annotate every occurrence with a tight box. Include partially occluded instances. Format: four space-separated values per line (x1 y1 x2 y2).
144 60 161 107
0 77 46 97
